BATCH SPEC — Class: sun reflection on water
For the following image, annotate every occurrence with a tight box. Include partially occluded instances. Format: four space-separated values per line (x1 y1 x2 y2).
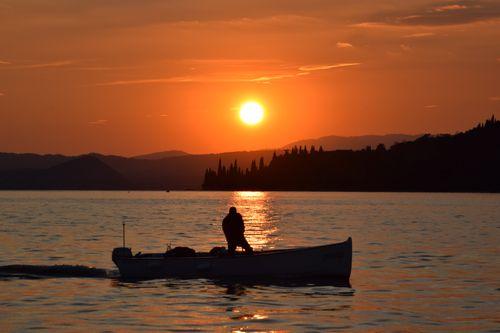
229 191 281 250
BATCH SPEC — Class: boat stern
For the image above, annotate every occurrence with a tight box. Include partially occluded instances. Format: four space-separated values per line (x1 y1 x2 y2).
112 247 132 266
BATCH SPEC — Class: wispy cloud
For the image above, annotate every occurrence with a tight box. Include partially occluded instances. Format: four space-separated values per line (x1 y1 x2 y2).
88 119 107 125
336 42 353 48
400 44 412 52
357 0 500 27
424 104 438 108
351 22 388 28
73 66 120 71
404 32 436 38
19 60 76 69
96 74 296 86
0 60 77 70
489 96 500 101
433 4 468 12
95 75 240 86
298 62 361 71
0 92 5 96
251 72 309 82
182 58 282 65
95 61 360 86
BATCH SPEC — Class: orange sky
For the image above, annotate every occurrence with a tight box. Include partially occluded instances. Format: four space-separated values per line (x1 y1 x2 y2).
0 0 499 156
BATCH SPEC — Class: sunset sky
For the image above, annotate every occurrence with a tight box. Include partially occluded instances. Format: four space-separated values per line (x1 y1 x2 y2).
0 0 499 156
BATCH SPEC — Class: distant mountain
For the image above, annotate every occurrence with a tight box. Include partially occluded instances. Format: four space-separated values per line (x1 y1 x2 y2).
0 150 277 190
133 150 189 160
0 152 71 171
0 155 129 190
1 130 479 191
96 150 277 190
285 134 420 151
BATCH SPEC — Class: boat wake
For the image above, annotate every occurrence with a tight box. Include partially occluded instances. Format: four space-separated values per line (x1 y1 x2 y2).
0 264 352 289
0 264 117 279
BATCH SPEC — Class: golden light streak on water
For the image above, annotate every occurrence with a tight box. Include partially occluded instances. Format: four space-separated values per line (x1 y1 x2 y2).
229 191 281 250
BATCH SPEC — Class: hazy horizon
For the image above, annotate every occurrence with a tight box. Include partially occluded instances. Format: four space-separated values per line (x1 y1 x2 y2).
2 131 425 157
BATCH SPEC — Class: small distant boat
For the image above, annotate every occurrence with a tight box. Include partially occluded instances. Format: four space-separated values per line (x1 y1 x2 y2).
112 238 352 280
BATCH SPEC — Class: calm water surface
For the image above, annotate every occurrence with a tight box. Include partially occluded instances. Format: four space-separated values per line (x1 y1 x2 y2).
0 191 499 332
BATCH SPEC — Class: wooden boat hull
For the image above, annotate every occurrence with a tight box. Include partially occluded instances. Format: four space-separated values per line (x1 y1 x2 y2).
112 238 352 280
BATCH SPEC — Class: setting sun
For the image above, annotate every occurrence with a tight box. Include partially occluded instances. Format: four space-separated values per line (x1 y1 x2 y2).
239 101 264 126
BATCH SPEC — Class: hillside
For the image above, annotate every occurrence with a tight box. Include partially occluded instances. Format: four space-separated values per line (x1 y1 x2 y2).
1 125 490 191
285 134 420 151
0 155 129 190
0 150 278 190
132 150 189 160
204 116 500 192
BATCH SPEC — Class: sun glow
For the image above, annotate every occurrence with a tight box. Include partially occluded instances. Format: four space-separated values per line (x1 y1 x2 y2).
239 101 264 125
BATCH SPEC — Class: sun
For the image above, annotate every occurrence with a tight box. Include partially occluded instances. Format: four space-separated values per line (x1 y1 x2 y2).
239 101 264 125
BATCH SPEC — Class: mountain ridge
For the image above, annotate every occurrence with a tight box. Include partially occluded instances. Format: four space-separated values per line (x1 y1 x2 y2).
284 134 421 151
0 132 444 190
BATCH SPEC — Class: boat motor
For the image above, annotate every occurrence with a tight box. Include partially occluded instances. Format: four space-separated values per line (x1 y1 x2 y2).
112 219 133 263
112 247 132 263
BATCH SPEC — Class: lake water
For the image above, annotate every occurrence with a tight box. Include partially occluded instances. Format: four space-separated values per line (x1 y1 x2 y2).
0 191 499 332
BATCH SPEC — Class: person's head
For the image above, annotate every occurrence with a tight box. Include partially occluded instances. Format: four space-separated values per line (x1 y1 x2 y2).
229 206 237 214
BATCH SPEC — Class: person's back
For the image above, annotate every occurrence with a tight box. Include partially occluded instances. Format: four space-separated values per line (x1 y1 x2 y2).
222 211 244 240
222 207 253 255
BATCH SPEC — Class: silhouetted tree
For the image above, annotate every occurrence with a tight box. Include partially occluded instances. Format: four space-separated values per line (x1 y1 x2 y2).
376 144 386 152
217 158 222 176
203 116 500 192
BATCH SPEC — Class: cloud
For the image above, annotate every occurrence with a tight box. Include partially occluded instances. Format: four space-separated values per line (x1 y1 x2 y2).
0 60 77 70
489 96 500 101
400 44 412 52
95 61 360 86
251 72 309 82
73 66 120 71
0 60 10 65
95 75 241 86
424 105 438 108
298 62 361 71
19 60 76 69
88 119 107 125
433 5 468 12
404 32 436 38
96 73 299 86
159 114 168 117
351 22 388 28
0 1 336 31
336 42 353 48
358 0 500 27
0 92 4 96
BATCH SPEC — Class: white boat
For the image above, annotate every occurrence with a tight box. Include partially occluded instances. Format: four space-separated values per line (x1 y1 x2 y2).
112 237 352 280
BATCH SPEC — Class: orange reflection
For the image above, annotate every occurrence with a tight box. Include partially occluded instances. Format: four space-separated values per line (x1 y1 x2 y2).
229 191 280 250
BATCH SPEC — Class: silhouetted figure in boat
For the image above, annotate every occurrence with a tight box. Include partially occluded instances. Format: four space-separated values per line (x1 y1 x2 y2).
222 207 253 255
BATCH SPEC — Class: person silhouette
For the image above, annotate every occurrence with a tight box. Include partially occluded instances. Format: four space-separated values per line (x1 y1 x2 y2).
222 207 253 255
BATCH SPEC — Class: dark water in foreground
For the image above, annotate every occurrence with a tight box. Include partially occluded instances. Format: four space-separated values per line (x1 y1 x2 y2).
0 191 499 332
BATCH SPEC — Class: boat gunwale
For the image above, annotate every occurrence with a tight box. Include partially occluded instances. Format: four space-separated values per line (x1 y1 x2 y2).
119 237 352 261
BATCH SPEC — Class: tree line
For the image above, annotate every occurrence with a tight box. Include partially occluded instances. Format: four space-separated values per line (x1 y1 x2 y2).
203 116 500 192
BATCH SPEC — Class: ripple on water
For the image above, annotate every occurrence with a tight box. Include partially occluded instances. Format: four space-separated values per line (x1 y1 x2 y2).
0 191 499 332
